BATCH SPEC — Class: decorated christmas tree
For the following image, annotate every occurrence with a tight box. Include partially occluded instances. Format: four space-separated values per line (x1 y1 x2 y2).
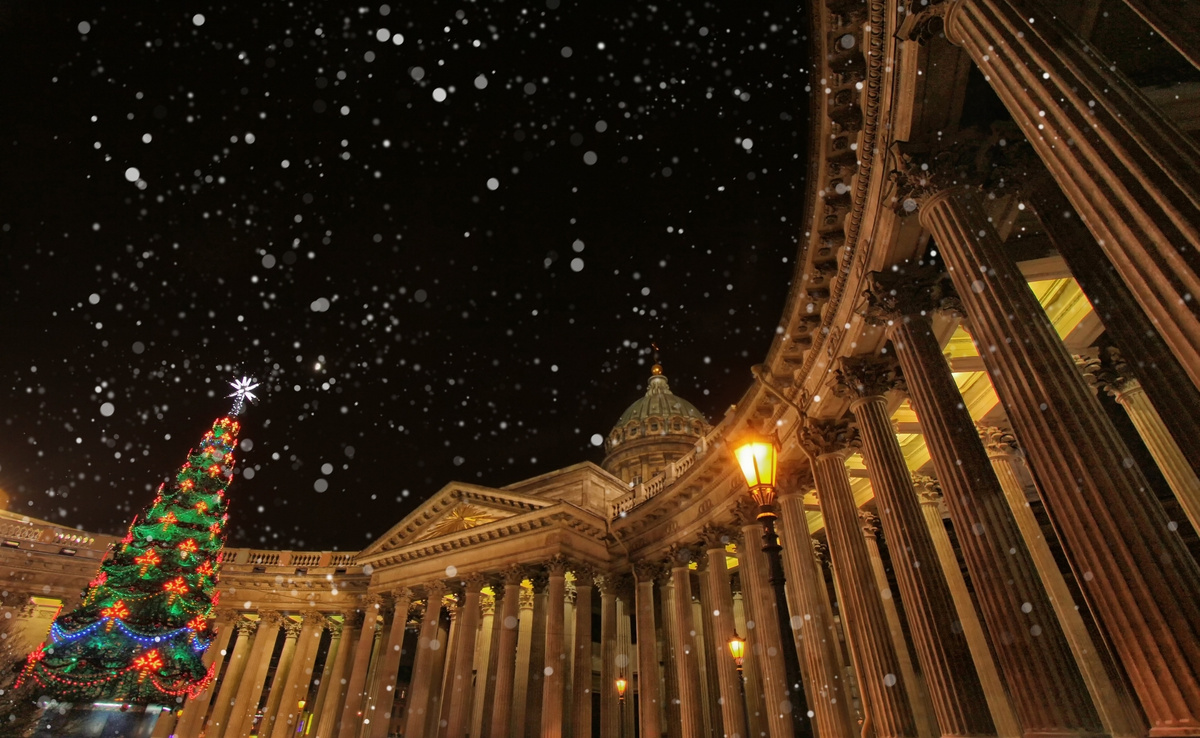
17 378 260 705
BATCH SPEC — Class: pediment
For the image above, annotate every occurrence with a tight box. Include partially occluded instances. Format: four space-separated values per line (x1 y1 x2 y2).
414 501 512 542
360 483 557 558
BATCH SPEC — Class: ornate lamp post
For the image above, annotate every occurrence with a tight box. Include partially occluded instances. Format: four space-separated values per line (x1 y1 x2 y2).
615 677 628 738
733 432 813 738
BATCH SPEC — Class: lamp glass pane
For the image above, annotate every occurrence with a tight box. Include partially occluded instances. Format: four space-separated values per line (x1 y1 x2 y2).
734 440 776 489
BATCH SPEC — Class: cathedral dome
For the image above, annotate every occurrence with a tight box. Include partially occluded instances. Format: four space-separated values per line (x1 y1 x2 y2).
603 364 711 485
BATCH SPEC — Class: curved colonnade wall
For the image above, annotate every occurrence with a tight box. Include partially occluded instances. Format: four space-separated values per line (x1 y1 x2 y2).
4 0 1200 737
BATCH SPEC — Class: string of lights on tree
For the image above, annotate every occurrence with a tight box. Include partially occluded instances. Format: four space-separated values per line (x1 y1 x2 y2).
17 378 259 704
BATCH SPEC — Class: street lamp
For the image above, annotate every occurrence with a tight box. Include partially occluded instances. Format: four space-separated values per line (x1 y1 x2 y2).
615 677 628 738
728 635 746 672
732 431 813 738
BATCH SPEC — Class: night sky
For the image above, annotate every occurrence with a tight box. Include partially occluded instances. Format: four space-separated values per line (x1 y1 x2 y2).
0 1 811 550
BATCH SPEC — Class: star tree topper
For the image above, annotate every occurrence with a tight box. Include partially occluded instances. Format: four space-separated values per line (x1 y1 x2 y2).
227 376 260 416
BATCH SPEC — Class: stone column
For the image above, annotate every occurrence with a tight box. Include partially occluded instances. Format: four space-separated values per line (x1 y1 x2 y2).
403 581 448 738
362 619 386 731
471 590 497 738
173 610 236 738
310 620 341 730
701 529 750 738
692 554 724 738
525 571 550 738
667 550 705 738
913 479 1022 738
811 540 858 724
801 420 918 738
737 512 797 738
564 583 577 732
436 597 462 736
617 593 635 738
633 562 665 738
940 0 1200 391
478 585 505 738
866 267 1107 737
658 572 683 738
1023 175 1200 485
226 610 283 738
1079 350 1200 535
857 512 938 738
776 483 856 738
368 589 414 738
733 585 770 738
920 184 1200 733
489 567 524 738
837 355 995 738
261 617 302 735
270 610 328 738
597 574 620 738
444 576 484 738
337 596 383 738
570 570 594 738
513 585 536 736
204 617 257 738
315 618 353 738
540 559 569 738
980 427 1144 738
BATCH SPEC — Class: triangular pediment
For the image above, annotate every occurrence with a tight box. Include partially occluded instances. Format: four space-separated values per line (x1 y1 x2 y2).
359 483 557 558
413 501 513 542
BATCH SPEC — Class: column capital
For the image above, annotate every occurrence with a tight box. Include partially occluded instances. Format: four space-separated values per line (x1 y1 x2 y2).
569 561 595 583
526 567 551 593
911 473 943 505
361 592 385 610
459 572 487 591
212 607 240 624
1075 347 1141 400
519 586 535 611
858 509 881 538
666 544 698 568
810 538 830 565
422 580 448 601
257 609 283 628
481 592 496 616
236 617 259 636
698 523 736 550
283 617 303 638
631 559 663 583
545 554 570 577
301 610 327 629
733 496 764 526
899 0 956 45
863 260 962 325
326 618 344 637
889 126 1027 215
565 579 578 605
977 425 1021 460
777 462 816 498
501 563 525 585
798 417 861 459
834 353 906 403
391 586 414 603
594 572 620 596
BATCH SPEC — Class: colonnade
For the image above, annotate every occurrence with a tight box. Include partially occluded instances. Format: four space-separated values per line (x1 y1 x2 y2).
156 0 1200 736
